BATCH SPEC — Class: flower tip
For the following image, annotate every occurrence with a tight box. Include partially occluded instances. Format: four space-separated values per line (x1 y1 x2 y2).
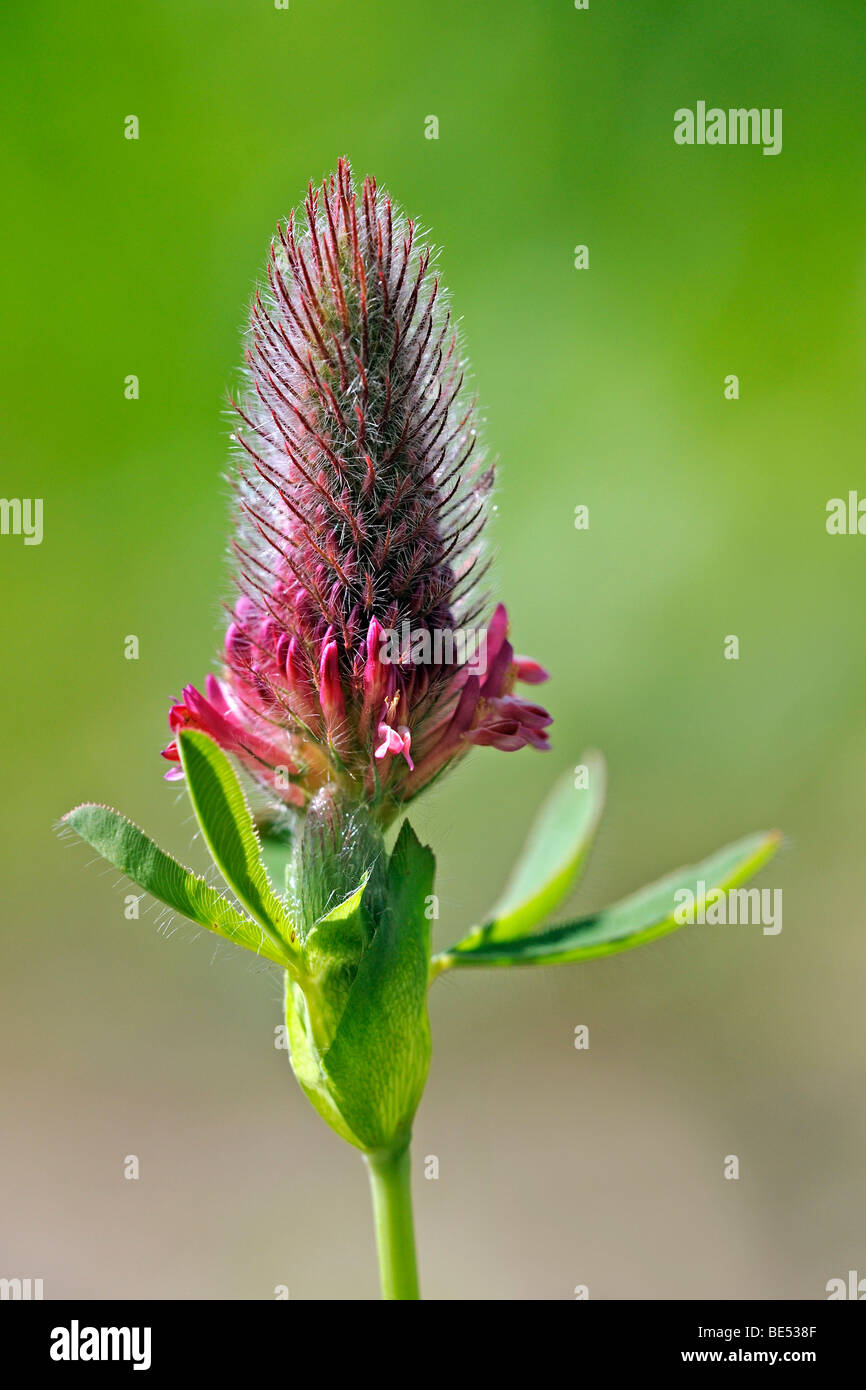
319 639 346 732
487 602 509 651
514 656 550 685
366 615 384 653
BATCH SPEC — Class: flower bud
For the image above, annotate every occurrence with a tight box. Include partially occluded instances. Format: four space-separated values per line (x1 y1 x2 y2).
284 796 433 1154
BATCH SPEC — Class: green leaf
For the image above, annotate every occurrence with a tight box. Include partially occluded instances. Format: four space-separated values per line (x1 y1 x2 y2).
315 820 434 1152
462 752 607 949
436 829 782 970
283 875 374 1150
62 803 291 967
314 876 368 927
177 729 295 957
301 873 372 1037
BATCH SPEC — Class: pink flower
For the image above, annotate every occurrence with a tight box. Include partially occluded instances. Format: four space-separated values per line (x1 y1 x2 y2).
164 161 550 822
464 697 553 751
375 723 414 770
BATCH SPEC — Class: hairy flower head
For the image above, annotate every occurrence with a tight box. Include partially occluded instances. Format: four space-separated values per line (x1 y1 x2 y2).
164 159 550 820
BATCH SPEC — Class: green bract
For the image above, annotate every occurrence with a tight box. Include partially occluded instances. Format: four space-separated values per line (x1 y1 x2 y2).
286 819 433 1152
63 729 434 1155
61 740 781 1163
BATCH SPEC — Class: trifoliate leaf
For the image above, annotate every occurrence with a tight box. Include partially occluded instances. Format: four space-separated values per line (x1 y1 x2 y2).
62 802 291 967
435 829 781 970
453 752 607 952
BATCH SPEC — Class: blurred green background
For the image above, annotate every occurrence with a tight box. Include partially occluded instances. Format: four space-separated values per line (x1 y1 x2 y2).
1 0 864 1299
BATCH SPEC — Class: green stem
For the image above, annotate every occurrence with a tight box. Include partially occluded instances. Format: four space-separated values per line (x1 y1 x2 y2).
364 1143 420 1300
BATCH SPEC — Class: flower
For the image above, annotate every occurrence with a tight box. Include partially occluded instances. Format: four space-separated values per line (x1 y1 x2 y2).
163 159 551 820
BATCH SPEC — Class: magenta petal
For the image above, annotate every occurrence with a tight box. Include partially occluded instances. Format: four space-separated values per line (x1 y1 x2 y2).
514 655 550 685
447 674 481 739
464 692 553 751
224 621 250 665
361 617 389 730
374 723 402 759
485 603 509 663
319 640 346 732
373 722 414 770
396 724 414 771
481 637 514 698
205 673 231 712
488 695 553 728
285 637 320 725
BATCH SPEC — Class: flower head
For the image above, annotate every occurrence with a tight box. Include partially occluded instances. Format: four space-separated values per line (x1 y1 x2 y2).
164 159 550 820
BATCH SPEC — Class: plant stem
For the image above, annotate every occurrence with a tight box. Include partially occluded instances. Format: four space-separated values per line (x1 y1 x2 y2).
364 1143 420 1299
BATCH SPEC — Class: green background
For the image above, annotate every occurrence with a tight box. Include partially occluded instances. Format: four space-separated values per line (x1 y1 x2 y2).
1 0 864 1298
